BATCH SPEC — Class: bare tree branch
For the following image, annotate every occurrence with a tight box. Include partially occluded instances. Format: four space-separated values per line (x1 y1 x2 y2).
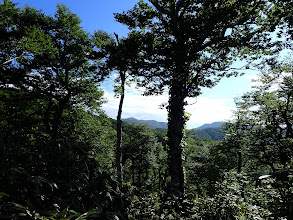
114 32 119 45
1 52 25 66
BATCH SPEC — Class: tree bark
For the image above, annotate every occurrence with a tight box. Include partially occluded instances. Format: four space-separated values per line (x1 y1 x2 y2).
116 73 125 183
237 150 242 173
167 80 186 194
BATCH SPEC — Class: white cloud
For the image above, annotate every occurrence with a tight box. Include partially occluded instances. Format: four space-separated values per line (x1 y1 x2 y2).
244 72 292 91
102 85 236 129
185 97 235 128
270 72 292 91
102 86 168 122
244 74 261 88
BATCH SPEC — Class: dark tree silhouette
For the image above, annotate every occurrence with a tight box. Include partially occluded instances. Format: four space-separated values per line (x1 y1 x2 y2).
115 0 275 193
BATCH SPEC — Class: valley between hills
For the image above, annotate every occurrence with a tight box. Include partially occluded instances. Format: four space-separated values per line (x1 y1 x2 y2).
122 117 224 141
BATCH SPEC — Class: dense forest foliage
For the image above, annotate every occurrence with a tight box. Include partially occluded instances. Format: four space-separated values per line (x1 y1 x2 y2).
0 0 293 219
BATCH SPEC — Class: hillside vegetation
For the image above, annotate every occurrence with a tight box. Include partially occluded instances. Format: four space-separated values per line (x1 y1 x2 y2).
123 118 224 140
1 1 293 219
189 127 224 141
122 117 168 129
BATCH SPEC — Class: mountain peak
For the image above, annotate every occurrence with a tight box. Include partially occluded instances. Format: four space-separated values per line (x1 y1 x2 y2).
194 121 224 130
122 118 224 131
122 118 168 129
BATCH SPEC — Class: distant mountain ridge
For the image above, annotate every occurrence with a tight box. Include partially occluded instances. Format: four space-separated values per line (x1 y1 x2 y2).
122 118 224 141
190 127 224 140
122 117 168 129
194 121 224 130
122 118 224 130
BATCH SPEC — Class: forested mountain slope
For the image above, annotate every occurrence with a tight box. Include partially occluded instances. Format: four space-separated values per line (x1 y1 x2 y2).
1 1 292 219
194 121 224 130
189 127 224 140
122 117 168 129
122 118 224 140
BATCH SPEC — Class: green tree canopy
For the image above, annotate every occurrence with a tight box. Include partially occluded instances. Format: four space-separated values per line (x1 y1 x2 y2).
234 58 293 170
1 2 107 139
114 0 278 193
0 2 119 218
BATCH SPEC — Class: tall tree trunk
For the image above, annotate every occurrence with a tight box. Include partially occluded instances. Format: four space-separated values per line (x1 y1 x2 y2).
47 92 70 140
116 73 125 183
237 150 242 173
167 80 186 194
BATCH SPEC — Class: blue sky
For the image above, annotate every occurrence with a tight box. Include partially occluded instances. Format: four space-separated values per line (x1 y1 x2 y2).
13 0 261 128
15 0 137 36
